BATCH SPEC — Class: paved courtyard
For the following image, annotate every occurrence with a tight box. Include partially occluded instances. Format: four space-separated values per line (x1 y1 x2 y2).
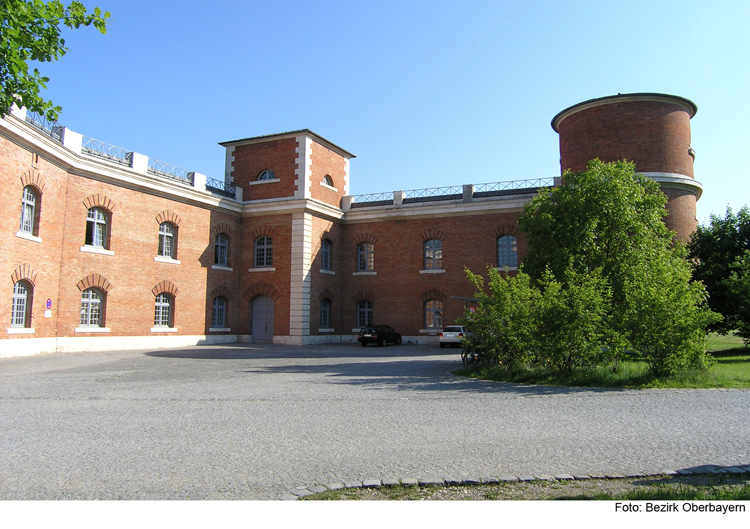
1 343 748 499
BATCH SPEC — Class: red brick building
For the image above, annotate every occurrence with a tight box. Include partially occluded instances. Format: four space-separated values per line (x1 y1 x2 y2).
1 93 702 357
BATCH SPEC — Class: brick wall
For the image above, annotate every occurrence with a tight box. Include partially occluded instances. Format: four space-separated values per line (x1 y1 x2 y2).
230 138 299 200
309 141 347 208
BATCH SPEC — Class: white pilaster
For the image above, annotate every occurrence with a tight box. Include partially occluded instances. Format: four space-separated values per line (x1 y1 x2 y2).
289 211 313 342
344 158 350 196
224 145 235 183
294 135 313 199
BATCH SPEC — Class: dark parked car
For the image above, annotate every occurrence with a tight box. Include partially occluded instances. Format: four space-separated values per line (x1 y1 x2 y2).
358 325 402 346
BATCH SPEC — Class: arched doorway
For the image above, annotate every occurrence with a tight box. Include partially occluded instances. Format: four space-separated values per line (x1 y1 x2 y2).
251 295 274 342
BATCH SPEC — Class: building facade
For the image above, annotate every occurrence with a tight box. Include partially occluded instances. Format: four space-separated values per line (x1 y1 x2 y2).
1 93 702 357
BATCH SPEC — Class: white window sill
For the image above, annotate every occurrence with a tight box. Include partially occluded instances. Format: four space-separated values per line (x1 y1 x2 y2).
151 327 177 333
75 327 110 333
80 245 114 256
320 269 335 275
247 178 281 186
495 266 519 272
320 182 338 192
353 271 377 276
7 327 35 334
318 328 334 333
154 256 181 265
16 231 42 243
209 327 231 333
419 269 446 274
420 329 441 334
249 267 275 272
212 265 233 271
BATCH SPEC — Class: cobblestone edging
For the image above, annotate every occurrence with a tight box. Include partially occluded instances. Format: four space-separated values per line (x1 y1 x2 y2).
281 465 750 500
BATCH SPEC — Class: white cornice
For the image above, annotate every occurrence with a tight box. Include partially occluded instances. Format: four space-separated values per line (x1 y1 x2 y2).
642 172 703 200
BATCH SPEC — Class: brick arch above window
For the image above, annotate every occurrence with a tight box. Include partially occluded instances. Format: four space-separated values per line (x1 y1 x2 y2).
76 273 112 293
210 285 233 301
249 225 277 240
319 289 334 303
420 228 446 242
155 210 182 228
494 225 520 238
19 168 46 192
242 282 282 302
352 290 377 304
419 289 447 304
211 223 234 238
151 280 178 297
82 194 116 214
354 233 377 245
10 263 38 287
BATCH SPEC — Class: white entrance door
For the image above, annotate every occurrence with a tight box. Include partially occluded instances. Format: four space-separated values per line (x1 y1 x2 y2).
252 295 274 342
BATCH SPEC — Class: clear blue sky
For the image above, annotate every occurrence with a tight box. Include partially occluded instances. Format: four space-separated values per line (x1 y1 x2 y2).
39 0 749 226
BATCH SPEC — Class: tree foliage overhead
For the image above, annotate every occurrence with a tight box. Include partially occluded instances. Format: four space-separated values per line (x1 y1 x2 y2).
0 0 110 120
688 206 750 334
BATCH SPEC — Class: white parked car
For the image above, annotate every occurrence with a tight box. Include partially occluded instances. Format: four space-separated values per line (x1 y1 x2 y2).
439 326 472 348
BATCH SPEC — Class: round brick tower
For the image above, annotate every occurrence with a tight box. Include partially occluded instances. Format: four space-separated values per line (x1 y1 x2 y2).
551 93 702 241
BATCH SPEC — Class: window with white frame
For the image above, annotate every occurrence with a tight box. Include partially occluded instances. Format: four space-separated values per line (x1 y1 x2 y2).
11 281 31 327
158 222 177 258
20 186 38 235
423 239 442 269
323 175 334 186
320 299 330 328
85 207 108 248
80 288 104 327
321 239 332 270
215 233 228 266
424 300 443 329
497 235 518 268
257 169 275 181
255 236 272 267
357 300 373 328
357 243 374 271
154 293 173 327
212 296 226 328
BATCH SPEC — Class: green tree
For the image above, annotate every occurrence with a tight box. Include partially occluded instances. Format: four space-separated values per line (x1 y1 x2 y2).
688 206 750 334
1 0 110 120
723 250 750 345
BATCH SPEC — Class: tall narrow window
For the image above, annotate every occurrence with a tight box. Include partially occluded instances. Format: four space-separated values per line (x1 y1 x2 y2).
320 299 330 328
154 293 173 327
212 297 226 328
20 186 37 235
215 233 228 266
85 208 108 248
357 243 374 271
424 300 443 329
497 235 518 268
11 281 31 327
321 239 332 270
80 288 104 327
357 300 373 328
423 239 442 269
159 222 176 258
255 236 273 267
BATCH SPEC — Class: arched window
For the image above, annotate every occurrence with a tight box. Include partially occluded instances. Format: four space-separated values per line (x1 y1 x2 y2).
212 296 226 328
158 222 177 258
154 293 173 327
257 169 275 181
323 175 334 187
497 235 518 268
321 239 332 270
20 186 38 235
255 236 273 267
80 288 104 327
215 233 229 266
320 299 331 328
423 239 442 269
424 300 443 329
85 207 108 248
357 300 373 328
357 243 374 271
11 281 32 327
